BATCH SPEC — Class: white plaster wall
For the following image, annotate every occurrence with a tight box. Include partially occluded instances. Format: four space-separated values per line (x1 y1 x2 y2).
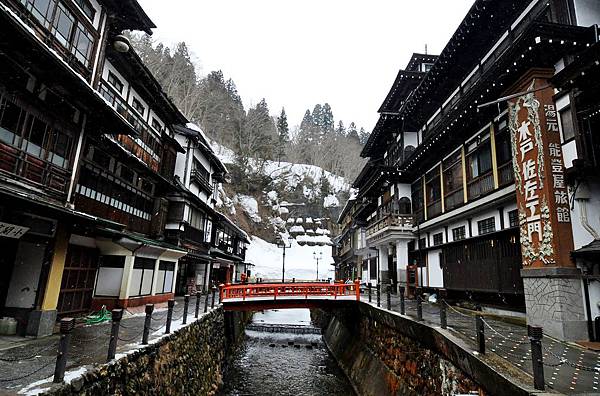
128 88 150 123
502 202 518 228
574 0 600 26
427 249 444 288
174 134 189 181
562 141 578 169
396 183 411 200
570 181 600 250
102 61 129 99
404 132 418 148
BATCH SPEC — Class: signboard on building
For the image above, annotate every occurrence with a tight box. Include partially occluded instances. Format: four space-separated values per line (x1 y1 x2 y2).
508 73 574 268
0 222 29 239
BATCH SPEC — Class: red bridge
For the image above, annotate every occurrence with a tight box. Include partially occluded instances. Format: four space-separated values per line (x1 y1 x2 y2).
219 281 360 311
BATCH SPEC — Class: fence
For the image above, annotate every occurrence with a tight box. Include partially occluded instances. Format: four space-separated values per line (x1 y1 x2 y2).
366 285 600 394
0 288 220 386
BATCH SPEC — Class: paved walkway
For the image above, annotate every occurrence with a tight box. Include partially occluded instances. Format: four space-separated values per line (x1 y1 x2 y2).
0 295 215 395
362 293 600 395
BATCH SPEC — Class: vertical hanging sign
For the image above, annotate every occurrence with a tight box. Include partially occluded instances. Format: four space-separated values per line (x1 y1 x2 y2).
508 74 574 268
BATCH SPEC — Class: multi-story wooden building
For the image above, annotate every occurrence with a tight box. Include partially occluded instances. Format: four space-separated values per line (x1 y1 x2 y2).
350 0 600 340
0 0 253 337
166 123 243 295
0 0 169 336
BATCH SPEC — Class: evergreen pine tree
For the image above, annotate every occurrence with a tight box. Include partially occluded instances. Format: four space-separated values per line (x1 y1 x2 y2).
321 103 334 134
347 122 360 142
359 127 371 145
276 107 289 164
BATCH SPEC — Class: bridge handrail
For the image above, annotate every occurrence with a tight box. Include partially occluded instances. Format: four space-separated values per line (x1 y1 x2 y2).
219 281 361 302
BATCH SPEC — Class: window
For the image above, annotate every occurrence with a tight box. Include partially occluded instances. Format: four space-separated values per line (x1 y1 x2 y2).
560 107 576 142
21 115 48 157
156 261 175 294
477 217 496 235
91 147 111 169
452 226 466 241
508 210 519 228
418 237 427 250
129 257 155 297
443 150 463 211
72 25 93 66
107 72 124 95
132 98 145 117
188 207 206 230
73 0 95 21
118 164 135 184
468 143 492 179
151 118 162 132
139 178 154 195
95 256 125 297
0 99 23 145
47 129 72 168
433 233 443 246
22 0 57 28
52 3 75 47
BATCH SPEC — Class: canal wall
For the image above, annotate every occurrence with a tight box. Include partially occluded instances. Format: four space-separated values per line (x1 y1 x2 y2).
317 302 535 396
45 308 248 396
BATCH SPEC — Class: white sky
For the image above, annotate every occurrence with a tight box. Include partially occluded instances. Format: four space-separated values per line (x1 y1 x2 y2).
138 0 474 131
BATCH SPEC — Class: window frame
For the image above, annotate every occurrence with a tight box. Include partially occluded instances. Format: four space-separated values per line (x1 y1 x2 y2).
477 217 496 235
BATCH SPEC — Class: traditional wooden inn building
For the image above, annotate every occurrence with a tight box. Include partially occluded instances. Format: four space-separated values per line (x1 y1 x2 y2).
0 0 248 337
166 123 248 294
342 0 600 341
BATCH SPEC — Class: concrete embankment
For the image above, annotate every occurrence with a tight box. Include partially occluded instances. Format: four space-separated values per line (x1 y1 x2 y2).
43 308 249 396
316 302 543 396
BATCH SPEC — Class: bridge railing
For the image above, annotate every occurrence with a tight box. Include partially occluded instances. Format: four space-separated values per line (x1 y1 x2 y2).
220 281 361 302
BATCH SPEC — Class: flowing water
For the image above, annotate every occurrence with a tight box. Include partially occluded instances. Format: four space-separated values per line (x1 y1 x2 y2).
220 309 355 396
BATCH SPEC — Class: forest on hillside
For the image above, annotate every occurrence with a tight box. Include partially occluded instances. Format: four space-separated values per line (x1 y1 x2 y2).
128 35 369 187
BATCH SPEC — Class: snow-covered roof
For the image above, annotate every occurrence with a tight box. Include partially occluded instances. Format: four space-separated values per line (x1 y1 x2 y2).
286 218 295 224
295 218 304 224
289 225 305 234
305 217 313 224
315 228 325 235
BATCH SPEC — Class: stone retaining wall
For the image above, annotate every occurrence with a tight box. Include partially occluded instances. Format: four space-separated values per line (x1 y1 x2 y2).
318 302 537 396
46 308 246 396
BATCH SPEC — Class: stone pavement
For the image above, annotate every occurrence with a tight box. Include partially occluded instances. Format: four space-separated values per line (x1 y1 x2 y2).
0 295 214 394
362 293 600 395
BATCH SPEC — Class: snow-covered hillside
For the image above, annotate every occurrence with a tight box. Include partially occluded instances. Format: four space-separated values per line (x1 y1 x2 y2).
245 236 334 281
210 140 350 194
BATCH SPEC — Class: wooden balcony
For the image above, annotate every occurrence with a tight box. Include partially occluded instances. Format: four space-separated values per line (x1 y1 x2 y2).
0 141 70 199
366 213 413 243
181 224 206 245
467 172 494 201
498 162 515 187
191 169 212 193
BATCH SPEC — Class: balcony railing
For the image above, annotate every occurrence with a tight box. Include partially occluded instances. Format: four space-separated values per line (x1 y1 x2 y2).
426 199 442 219
467 172 494 200
99 81 163 160
444 188 464 212
182 224 205 244
366 213 413 238
0 141 70 198
498 162 515 187
191 169 212 193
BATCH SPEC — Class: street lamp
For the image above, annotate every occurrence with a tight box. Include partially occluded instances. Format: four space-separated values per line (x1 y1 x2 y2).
277 235 293 283
313 251 323 281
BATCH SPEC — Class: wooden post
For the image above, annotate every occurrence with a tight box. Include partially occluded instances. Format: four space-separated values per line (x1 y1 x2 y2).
355 280 360 301
399 286 405 315
107 309 123 362
182 294 190 325
368 283 372 303
195 292 201 318
528 325 545 390
386 286 391 310
440 301 447 329
142 304 153 345
204 289 210 313
416 294 423 321
165 299 175 334
476 314 485 354
53 318 74 383
211 287 216 308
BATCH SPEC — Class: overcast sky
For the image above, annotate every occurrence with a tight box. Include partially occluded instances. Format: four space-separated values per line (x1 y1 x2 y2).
138 0 474 131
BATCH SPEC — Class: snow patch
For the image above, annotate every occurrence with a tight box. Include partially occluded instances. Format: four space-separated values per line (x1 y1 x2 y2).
235 194 261 223
324 194 340 208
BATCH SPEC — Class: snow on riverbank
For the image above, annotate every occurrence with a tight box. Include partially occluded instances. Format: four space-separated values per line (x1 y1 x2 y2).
246 236 334 281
